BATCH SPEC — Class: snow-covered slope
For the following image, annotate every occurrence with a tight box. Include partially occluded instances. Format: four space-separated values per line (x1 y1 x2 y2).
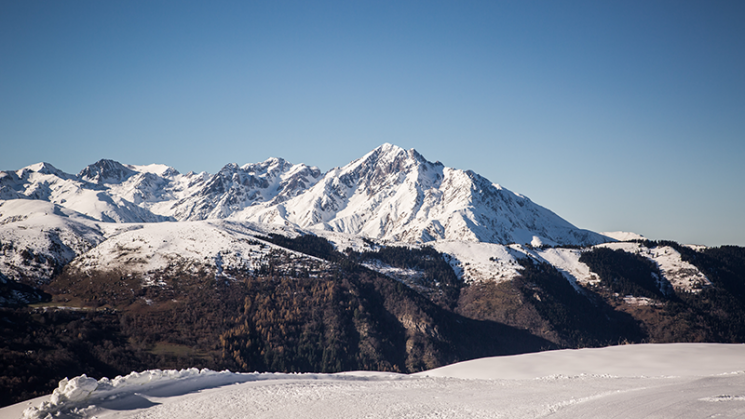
600 231 646 241
10 343 745 419
155 158 323 221
0 144 608 247
422 342 745 379
0 161 172 223
424 239 709 295
0 200 105 283
67 220 330 280
432 241 525 283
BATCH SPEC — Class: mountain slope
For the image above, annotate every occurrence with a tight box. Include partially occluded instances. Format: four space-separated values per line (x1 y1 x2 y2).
0 200 105 283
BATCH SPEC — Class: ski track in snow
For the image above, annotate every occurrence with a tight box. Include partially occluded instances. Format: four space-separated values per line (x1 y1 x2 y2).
6 343 745 419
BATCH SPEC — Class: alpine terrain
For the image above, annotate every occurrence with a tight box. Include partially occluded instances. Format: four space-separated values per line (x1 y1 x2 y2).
2 144 744 407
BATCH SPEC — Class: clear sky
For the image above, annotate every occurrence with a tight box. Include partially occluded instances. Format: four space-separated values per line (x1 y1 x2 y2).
1 1 743 246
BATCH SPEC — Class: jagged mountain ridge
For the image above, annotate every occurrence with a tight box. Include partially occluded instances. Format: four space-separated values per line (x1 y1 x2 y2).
0 144 606 246
245 144 600 245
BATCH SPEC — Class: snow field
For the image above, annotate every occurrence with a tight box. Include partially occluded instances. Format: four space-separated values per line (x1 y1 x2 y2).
433 241 524 283
435 240 710 295
0 200 105 281
7 343 745 419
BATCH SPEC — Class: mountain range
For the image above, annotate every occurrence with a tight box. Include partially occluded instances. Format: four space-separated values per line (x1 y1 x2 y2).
0 143 607 246
1 144 744 408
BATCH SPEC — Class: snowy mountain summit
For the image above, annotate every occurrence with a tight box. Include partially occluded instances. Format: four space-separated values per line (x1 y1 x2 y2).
248 144 606 245
0 144 606 246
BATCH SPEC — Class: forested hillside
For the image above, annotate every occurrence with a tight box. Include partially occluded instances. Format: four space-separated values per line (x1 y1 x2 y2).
2 233 744 407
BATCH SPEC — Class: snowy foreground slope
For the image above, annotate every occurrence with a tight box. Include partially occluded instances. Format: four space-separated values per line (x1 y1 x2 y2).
5 343 744 419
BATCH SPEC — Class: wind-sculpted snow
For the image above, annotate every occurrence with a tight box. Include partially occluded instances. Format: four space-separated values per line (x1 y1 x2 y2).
9 344 745 419
20 368 257 419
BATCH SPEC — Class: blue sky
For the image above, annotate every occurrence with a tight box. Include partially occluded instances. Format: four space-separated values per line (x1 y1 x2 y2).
1 1 743 246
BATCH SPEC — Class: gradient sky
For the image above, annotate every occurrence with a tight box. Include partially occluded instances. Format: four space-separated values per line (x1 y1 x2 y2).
1 1 743 246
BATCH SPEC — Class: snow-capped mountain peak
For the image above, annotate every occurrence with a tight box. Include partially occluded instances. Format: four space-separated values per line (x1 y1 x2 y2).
233 144 607 246
21 162 68 177
78 159 136 184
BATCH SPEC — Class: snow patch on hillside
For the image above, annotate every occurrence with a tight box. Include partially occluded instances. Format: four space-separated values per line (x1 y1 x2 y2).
361 260 426 284
531 247 600 289
597 242 710 292
426 239 709 295
433 241 524 283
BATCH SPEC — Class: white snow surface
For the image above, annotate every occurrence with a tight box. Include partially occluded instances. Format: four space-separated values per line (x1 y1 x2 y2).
428 240 709 294
6 343 745 419
0 199 709 297
530 247 600 289
0 147 709 294
445 241 709 293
